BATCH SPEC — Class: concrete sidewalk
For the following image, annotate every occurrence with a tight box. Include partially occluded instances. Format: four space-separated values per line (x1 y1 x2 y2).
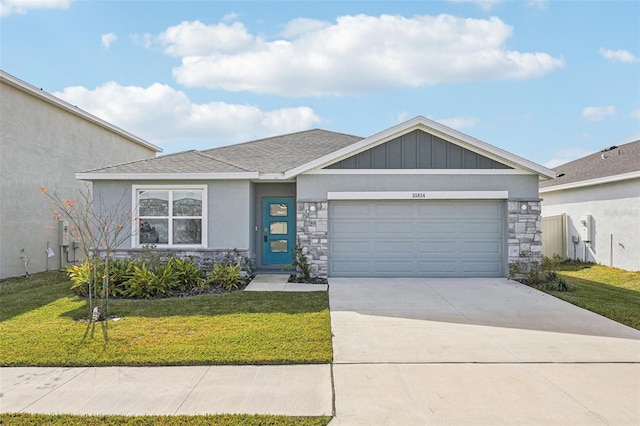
245 274 328 292
1 365 332 416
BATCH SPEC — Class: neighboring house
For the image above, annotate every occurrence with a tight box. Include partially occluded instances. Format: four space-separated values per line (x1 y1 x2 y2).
78 116 555 278
540 140 640 271
0 70 161 279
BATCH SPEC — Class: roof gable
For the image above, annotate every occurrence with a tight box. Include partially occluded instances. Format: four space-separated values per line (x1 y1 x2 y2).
287 116 555 179
540 140 640 190
325 129 512 170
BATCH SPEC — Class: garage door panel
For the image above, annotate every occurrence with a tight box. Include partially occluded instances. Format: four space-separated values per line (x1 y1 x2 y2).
417 261 457 273
462 221 502 235
417 221 460 235
375 260 415 273
331 260 372 274
374 221 414 234
417 241 457 253
462 241 501 254
330 204 370 217
331 241 370 255
331 221 370 233
417 204 461 218
329 200 505 277
374 204 414 217
375 241 414 255
462 261 502 274
461 203 501 217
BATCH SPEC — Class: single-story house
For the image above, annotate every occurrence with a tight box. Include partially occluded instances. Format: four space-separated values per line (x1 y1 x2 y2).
78 116 555 278
540 140 640 271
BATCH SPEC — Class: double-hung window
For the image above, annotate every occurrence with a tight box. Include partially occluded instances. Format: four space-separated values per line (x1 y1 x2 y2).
133 185 207 247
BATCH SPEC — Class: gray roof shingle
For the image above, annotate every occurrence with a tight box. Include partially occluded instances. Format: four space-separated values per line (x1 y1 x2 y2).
83 129 363 175
201 129 364 173
84 150 250 174
540 140 640 188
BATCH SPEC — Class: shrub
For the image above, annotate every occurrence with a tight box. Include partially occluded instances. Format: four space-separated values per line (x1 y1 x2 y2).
125 263 177 298
167 257 204 291
509 253 571 292
285 239 313 282
207 263 244 291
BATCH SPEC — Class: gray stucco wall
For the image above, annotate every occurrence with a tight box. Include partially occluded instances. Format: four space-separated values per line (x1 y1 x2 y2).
297 173 539 200
0 81 157 279
92 180 252 254
541 178 640 271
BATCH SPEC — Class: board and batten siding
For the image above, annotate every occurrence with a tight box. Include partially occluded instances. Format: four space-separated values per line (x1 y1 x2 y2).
326 130 512 170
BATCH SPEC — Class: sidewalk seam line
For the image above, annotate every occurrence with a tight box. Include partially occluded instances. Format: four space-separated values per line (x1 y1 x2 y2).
173 366 210 415
18 367 89 413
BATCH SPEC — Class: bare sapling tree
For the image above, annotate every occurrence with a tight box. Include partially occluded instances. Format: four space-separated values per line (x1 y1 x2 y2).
42 183 134 321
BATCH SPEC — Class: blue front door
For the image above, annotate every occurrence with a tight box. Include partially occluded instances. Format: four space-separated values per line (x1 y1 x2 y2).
262 197 295 265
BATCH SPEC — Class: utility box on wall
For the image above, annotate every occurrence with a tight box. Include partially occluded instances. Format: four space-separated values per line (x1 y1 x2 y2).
59 221 71 247
579 214 593 243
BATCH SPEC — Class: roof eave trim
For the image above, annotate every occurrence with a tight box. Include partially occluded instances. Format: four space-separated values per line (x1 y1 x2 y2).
540 171 640 193
76 172 259 181
283 116 555 180
1 70 162 153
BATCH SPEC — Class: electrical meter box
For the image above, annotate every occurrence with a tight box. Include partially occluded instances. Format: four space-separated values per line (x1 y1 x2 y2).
59 221 70 247
579 215 592 243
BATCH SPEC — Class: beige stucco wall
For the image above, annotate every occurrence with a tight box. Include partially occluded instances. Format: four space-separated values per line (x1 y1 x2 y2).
0 80 158 279
541 178 640 271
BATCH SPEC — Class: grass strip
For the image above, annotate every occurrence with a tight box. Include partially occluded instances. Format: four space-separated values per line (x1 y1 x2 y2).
0 272 332 366
0 413 331 426
546 263 640 330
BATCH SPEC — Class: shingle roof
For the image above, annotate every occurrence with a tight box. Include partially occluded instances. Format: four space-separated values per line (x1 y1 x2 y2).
540 140 640 188
201 129 364 173
80 129 363 176
83 150 250 174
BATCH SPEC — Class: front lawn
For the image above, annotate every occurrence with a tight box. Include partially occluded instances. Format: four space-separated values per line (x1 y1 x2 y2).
545 262 640 330
0 271 332 366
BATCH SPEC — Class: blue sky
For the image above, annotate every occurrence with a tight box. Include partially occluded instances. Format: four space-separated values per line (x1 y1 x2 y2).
1 0 639 167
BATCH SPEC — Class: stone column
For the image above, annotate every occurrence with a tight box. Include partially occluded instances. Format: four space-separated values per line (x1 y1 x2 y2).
507 199 542 276
296 200 328 278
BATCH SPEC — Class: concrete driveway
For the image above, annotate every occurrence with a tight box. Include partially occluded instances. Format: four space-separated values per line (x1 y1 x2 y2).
328 278 640 425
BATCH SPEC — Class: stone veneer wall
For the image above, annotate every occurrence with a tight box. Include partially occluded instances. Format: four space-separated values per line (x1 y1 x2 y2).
296 201 328 278
108 248 249 272
507 199 542 274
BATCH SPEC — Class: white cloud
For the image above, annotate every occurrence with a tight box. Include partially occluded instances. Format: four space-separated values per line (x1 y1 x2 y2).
53 82 320 145
527 0 548 10
158 20 254 56
448 0 502 11
281 18 331 38
0 0 71 17
544 148 593 168
101 32 117 49
631 110 640 120
159 14 564 97
582 106 616 121
599 48 640 63
222 12 239 22
437 116 479 129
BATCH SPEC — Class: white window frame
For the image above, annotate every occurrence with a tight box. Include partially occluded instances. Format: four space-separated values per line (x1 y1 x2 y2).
132 184 208 248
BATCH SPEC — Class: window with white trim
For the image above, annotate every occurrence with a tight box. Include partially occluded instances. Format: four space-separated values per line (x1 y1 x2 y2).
133 186 207 247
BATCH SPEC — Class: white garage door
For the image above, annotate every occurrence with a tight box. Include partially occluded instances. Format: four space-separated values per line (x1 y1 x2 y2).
328 200 505 277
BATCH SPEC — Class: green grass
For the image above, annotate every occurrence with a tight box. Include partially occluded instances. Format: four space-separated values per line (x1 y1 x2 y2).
0 413 331 426
0 271 332 366
545 262 640 330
